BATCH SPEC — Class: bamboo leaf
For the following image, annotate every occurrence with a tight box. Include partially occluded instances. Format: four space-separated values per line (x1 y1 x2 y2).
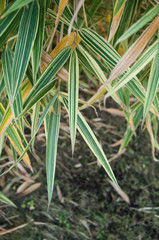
0 0 5 15
0 91 59 177
0 192 16 207
69 50 79 153
32 0 47 81
108 0 126 42
62 97 118 187
116 4 159 44
79 28 157 113
46 99 61 206
2 47 24 131
1 0 33 17
0 79 32 138
78 45 128 112
0 9 22 49
105 40 159 101
23 47 71 111
107 16 159 84
114 0 126 16
143 53 159 120
12 0 39 101
0 104 31 168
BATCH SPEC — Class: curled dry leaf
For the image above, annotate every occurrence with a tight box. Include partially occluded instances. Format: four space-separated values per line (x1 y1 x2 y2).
18 183 41 197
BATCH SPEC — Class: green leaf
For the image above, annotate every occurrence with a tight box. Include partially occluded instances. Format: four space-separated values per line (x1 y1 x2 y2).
69 50 79 153
0 78 4 97
46 99 61 207
0 0 5 15
2 0 33 17
0 104 31 168
20 78 57 117
2 47 24 131
0 91 59 176
0 192 16 207
0 9 22 49
32 0 47 81
0 9 19 36
62 97 118 187
116 4 159 44
12 0 39 101
23 47 71 109
143 52 159 120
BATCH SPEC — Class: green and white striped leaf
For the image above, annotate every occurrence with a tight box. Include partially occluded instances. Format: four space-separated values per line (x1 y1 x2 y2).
24 47 71 108
0 91 59 177
0 9 22 51
32 0 47 81
0 78 4 97
46 99 61 207
0 9 19 36
12 0 39 101
0 192 16 207
31 102 40 147
1 0 33 17
20 79 57 117
143 52 159 120
0 104 31 168
2 47 24 131
69 50 79 153
62 97 118 187
116 4 159 44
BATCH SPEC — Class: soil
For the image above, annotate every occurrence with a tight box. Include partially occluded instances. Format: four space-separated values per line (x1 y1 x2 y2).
1 100 159 240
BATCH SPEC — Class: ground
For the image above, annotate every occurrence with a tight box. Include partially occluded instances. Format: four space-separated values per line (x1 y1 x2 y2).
1 100 159 240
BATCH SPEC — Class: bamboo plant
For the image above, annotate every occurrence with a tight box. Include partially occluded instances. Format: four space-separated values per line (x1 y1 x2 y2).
0 0 159 206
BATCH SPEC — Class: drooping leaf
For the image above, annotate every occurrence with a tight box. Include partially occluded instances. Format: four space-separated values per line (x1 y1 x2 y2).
32 0 47 81
143 53 159 120
23 47 72 111
12 0 39 101
62 97 118 187
46 99 61 206
69 50 79 153
0 104 31 168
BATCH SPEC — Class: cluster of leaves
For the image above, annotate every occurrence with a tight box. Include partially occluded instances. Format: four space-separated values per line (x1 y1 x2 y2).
0 0 159 206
